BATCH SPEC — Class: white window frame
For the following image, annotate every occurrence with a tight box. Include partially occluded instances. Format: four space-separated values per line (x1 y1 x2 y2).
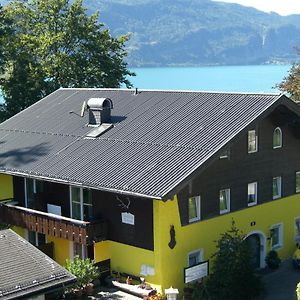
296 172 300 193
295 217 300 242
26 229 47 247
247 182 257 206
70 241 87 260
270 223 283 250
187 249 203 267
24 178 43 208
188 196 201 223
273 127 282 149
248 130 258 153
272 176 282 200
219 188 230 214
69 186 93 221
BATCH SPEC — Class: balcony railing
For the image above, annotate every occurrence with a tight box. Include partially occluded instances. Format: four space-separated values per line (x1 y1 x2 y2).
0 202 108 245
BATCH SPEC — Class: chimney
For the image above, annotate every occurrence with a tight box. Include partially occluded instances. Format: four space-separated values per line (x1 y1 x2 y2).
87 98 113 126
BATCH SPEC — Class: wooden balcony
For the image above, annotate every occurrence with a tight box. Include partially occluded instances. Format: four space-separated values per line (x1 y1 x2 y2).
0 202 108 245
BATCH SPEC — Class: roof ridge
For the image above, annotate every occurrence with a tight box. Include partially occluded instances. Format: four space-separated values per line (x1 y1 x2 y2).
59 87 282 96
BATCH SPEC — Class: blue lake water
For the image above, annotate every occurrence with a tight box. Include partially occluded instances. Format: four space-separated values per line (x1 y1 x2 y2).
129 65 291 93
0 65 292 104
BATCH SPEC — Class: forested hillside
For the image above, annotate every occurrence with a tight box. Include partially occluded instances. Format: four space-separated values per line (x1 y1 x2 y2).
85 0 300 66
2 0 300 66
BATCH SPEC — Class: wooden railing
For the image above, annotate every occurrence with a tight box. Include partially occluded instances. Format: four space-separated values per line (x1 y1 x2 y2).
0 203 108 245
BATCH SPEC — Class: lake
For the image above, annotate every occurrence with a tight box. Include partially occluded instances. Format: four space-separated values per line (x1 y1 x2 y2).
0 65 292 104
129 65 291 93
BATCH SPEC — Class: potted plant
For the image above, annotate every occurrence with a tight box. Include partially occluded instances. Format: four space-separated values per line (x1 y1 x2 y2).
65 255 100 297
265 250 281 269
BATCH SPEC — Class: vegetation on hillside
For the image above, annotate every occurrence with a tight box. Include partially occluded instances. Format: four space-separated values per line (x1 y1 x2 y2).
0 0 133 121
84 0 300 67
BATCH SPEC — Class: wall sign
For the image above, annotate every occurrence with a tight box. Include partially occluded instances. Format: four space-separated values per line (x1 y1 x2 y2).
121 212 135 225
184 260 209 283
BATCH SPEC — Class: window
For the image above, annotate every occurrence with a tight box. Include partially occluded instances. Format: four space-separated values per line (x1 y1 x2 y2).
272 176 282 199
295 218 300 241
73 242 87 259
273 127 282 149
219 149 230 159
248 182 257 206
188 196 201 223
188 250 203 267
25 178 44 209
70 186 93 221
219 189 230 214
270 224 283 250
28 230 46 247
296 172 300 193
248 130 257 153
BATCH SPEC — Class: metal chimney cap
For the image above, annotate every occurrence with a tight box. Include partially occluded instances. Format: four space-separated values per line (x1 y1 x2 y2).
87 98 113 110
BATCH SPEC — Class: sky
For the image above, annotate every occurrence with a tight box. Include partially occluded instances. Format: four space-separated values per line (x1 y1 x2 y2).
214 0 300 16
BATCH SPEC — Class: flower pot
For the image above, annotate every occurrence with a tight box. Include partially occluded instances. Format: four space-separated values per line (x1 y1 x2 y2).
74 288 83 298
85 283 94 296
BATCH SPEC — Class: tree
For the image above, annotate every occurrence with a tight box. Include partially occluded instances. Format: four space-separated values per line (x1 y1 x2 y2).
194 221 262 300
0 0 134 121
278 49 300 102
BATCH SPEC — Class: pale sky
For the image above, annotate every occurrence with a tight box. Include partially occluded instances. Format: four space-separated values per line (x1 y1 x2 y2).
214 0 300 16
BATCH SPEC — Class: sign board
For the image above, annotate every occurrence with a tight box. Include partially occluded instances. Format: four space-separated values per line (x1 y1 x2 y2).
121 212 135 225
47 204 62 216
184 260 209 283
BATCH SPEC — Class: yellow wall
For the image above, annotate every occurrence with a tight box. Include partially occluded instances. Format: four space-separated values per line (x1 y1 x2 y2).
0 174 13 201
47 235 71 266
12 226 26 238
94 240 161 290
153 193 300 292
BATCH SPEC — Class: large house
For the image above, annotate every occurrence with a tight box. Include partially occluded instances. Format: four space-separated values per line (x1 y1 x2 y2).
1 88 300 292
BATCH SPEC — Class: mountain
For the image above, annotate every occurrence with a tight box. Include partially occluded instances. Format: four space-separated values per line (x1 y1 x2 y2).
84 0 300 67
1 0 300 66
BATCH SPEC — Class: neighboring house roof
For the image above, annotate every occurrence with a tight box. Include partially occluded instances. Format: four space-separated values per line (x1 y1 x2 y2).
0 89 297 199
0 229 76 299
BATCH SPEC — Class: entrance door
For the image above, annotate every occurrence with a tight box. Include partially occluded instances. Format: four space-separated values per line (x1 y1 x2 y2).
245 234 260 269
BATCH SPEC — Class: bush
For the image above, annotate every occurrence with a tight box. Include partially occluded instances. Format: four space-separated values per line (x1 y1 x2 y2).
65 255 99 288
265 250 281 269
296 282 300 300
195 220 262 300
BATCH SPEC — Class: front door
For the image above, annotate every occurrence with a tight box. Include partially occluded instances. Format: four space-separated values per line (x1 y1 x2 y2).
245 234 260 269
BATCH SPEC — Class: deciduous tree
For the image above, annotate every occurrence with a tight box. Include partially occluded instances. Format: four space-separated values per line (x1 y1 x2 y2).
278 49 300 102
0 0 133 121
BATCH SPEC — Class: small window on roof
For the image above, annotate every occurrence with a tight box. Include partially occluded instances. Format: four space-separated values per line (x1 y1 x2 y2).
273 127 282 149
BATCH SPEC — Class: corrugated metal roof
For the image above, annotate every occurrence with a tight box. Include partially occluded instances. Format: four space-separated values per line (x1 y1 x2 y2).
0 229 76 299
0 88 292 199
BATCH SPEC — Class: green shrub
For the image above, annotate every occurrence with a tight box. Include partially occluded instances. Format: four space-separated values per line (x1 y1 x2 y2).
65 255 99 288
265 250 281 269
296 282 300 300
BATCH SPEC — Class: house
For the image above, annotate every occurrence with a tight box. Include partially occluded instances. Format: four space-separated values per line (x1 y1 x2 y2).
0 229 76 299
1 88 300 293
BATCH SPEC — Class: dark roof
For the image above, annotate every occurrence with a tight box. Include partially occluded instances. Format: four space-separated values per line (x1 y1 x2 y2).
0 229 76 299
0 89 295 199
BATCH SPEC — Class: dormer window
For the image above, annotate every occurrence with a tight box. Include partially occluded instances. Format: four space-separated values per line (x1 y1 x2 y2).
273 127 282 149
